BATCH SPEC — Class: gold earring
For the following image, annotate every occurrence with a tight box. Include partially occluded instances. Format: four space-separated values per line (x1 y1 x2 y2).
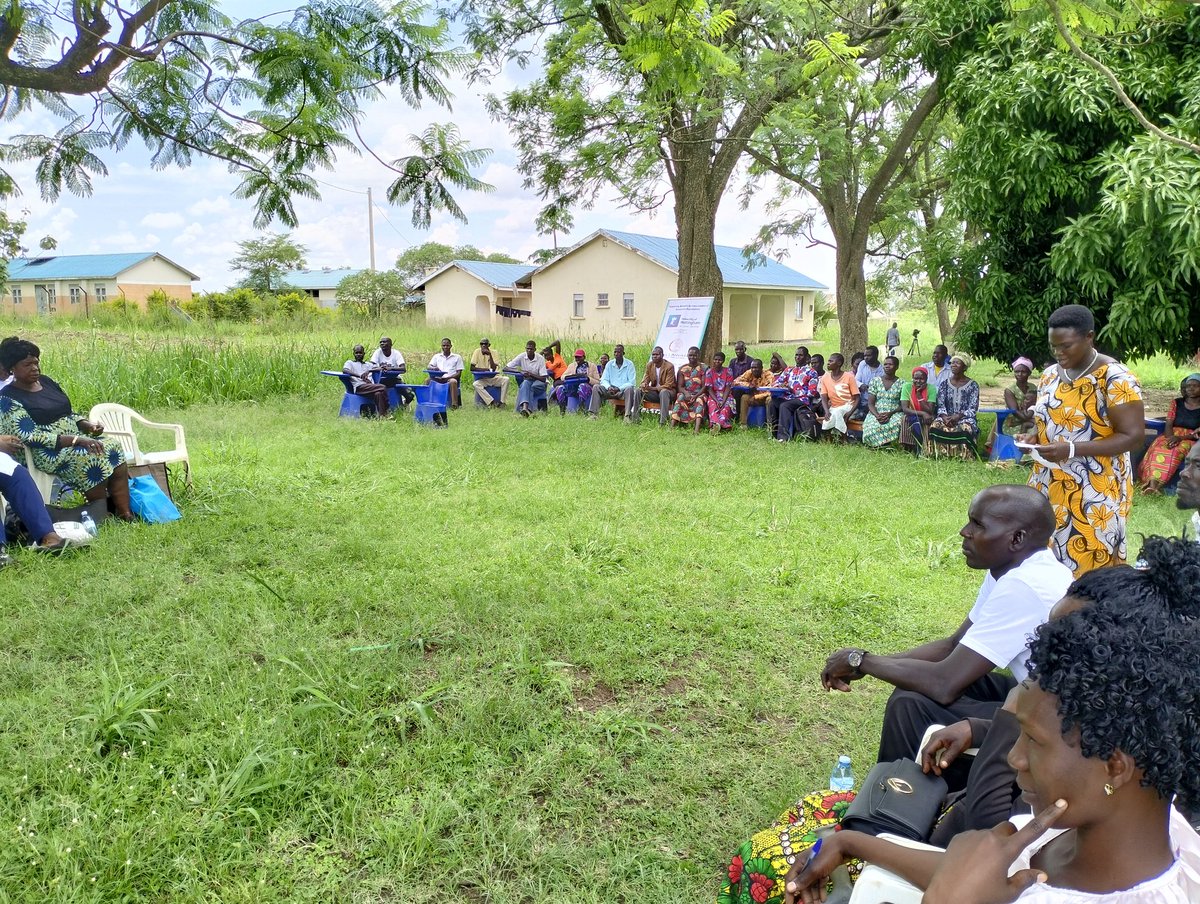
1104 783 1115 796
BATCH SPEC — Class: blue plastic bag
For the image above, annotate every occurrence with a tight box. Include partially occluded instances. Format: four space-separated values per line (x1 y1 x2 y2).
128 474 182 523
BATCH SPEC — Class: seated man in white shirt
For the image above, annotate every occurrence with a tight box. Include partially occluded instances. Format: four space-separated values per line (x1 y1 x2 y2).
821 484 1072 767
506 340 549 416
342 344 390 417
427 337 464 409
369 336 413 407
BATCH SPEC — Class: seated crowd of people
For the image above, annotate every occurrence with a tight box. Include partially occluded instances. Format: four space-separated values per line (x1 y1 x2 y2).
342 335 1001 453
718 460 1200 904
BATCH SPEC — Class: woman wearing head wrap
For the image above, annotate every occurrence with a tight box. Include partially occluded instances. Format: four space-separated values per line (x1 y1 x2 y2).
1138 373 1200 493
926 352 980 459
1003 357 1037 436
899 365 937 453
0 337 135 521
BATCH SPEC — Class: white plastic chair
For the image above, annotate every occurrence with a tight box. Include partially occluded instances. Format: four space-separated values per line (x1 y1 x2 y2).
88 403 192 488
23 446 58 504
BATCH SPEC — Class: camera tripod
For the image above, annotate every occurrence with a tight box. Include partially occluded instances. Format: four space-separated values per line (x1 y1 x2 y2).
907 333 921 358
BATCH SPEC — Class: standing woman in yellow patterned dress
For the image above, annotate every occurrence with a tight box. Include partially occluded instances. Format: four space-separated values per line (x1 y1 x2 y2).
1018 305 1145 575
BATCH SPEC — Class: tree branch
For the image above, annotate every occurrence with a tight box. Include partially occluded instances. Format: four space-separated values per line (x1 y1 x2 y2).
1043 0 1200 155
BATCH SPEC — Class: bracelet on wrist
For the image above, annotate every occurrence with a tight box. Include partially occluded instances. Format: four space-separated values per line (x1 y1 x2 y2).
1068 441 1076 459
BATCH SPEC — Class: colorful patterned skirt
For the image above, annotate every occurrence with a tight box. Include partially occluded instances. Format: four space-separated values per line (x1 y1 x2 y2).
1138 428 1195 486
706 395 736 429
717 789 859 904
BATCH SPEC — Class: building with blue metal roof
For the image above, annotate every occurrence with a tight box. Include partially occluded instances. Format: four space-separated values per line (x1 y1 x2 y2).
282 268 363 309
420 229 827 344
2 252 198 316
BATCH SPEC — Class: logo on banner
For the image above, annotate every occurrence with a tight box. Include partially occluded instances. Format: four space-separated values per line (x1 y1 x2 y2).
666 315 681 328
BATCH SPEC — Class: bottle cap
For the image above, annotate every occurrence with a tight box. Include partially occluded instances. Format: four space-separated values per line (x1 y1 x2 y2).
838 755 851 765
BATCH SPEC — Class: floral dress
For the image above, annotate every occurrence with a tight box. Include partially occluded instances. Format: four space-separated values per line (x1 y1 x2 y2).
1138 398 1200 486
670 365 706 424
704 366 736 429
0 377 126 491
862 376 903 447
1029 362 1143 575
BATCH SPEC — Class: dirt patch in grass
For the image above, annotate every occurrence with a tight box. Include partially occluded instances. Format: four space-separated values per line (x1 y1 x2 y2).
574 680 617 712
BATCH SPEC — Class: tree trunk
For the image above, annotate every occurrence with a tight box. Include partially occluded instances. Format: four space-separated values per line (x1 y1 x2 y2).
833 231 870 356
673 142 725 364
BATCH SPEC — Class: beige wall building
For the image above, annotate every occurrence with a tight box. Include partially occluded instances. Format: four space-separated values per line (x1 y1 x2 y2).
416 261 535 334
0 252 197 316
417 230 827 345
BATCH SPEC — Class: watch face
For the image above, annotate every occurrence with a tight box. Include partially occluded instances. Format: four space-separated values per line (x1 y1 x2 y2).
848 651 864 668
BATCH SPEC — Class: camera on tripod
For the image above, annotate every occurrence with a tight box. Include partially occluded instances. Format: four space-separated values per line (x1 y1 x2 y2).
912 329 921 337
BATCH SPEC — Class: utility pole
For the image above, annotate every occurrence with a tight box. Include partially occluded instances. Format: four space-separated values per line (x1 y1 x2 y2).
367 187 376 271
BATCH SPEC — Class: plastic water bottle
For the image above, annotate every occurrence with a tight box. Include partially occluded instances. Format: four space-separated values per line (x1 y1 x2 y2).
80 510 97 537
830 755 854 792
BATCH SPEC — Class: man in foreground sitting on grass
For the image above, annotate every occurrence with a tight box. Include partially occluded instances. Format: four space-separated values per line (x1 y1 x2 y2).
821 484 1072 767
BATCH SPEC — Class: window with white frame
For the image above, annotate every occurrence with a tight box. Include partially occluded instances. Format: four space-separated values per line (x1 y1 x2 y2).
572 293 584 318
70 286 82 305
10 287 20 305
95 285 107 302
622 292 635 318
795 298 805 319
596 292 609 308
46 287 56 308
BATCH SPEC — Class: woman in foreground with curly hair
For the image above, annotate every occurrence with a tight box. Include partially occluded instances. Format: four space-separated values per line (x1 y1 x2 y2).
783 535 1200 904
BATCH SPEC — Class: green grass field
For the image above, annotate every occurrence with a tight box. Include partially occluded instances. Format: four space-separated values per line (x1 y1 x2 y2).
0 369 1190 901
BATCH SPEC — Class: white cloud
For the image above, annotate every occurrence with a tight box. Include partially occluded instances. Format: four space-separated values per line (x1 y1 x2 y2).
187 197 233 217
141 212 185 230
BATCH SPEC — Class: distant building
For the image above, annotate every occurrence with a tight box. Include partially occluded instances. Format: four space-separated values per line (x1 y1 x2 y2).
1 252 198 316
283 268 362 309
415 261 536 329
417 229 827 343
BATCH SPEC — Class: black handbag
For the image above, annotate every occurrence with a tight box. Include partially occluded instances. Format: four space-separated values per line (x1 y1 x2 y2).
839 758 947 842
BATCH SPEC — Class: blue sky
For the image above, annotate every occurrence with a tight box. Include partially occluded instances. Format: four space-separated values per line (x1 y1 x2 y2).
1 7 837 294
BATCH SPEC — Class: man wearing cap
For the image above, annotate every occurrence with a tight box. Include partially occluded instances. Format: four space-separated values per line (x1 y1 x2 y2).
555 348 600 414
634 346 676 425
469 338 509 408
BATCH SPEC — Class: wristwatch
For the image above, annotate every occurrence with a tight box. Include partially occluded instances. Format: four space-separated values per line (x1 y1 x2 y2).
847 649 868 675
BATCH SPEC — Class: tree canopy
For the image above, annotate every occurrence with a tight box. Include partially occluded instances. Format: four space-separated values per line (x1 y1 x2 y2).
931 4 1200 363
230 234 306 293
0 0 487 228
395 241 519 286
336 269 411 318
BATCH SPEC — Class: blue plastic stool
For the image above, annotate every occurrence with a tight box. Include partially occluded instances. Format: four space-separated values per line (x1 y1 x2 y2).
322 371 375 418
566 395 582 414
474 384 503 407
746 405 766 428
412 381 450 426
989 412 1024 462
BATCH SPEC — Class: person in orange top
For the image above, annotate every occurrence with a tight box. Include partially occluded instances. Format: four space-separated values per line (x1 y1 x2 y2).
818 353 859 438
733 358 772 425
541 340 568 381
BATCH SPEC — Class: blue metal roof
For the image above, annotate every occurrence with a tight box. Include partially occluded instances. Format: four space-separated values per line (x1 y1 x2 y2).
592 229 828 290
450 260 535 288
283 268 362 290
6 252 198 281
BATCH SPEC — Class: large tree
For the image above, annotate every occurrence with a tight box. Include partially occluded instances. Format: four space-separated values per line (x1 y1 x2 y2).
230 234 306 293
395 241 520 286
0 0 485 227
930 4 1200 363
457 0 878 361
336 269 411 318
746 38 947 354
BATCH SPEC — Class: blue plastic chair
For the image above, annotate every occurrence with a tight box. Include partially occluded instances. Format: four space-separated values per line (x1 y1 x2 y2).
322 371 374 418
412 380 450 426
988 410 1023 462
746 405 766 428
